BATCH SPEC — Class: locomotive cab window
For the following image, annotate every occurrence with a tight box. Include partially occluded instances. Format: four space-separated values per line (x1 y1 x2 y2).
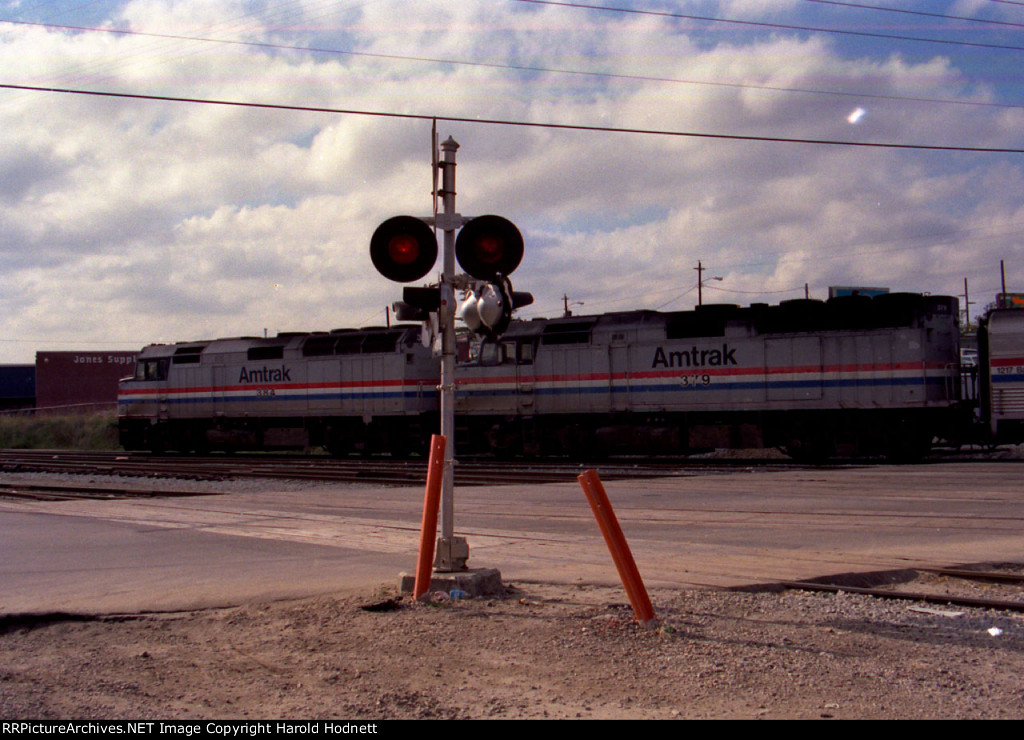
472 340 533 366
136 358 169 381
477 342 507 366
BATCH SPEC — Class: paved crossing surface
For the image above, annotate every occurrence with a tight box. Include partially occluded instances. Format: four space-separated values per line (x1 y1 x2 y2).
2 462 1022 614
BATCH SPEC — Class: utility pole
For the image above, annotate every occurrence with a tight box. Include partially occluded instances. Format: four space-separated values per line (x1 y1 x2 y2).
962 277 976 328
693 261 722 306
562 294 583 317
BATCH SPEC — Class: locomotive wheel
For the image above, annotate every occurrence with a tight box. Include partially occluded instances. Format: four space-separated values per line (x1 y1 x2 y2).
388 432 421 458
324 428 347 457
780 436 833 463
561 425 593 460
187 427 209 455
119 425 147 452
883 428 932 462
486 423 521 458
144 425 166 455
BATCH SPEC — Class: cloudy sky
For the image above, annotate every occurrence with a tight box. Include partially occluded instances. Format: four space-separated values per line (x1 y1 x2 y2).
1 0 1022 363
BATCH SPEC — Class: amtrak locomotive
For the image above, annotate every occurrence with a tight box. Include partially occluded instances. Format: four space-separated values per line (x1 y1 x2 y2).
119 326 439 456
117 293 1024 460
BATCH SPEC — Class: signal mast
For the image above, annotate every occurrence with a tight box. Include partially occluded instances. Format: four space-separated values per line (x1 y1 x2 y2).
369 134 530 573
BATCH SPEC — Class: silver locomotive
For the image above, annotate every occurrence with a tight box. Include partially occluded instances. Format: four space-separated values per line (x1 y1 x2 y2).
118 292 1021 459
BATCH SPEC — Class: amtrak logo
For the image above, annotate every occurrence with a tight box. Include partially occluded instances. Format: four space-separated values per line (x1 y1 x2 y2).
651 344 737 369
239 365 292 383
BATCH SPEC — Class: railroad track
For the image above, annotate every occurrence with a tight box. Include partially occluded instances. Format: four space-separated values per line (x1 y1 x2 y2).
0 448 1018 487
0 481 219 501
783 567 1024 613
0 449 803 486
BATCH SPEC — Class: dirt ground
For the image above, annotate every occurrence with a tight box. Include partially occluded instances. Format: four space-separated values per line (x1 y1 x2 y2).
2 574 1023 720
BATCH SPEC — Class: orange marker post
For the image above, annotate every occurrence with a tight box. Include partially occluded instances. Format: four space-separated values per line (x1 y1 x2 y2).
414 434 447 600
578 469 657 628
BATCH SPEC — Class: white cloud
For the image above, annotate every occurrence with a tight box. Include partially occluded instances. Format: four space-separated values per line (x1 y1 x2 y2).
0 0 1021 361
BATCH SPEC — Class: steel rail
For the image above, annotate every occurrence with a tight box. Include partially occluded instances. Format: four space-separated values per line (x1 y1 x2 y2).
0 449 795 486
782 579 1024 613
0 482 219 501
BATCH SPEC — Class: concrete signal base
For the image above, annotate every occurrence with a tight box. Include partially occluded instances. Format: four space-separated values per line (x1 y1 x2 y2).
399 568 504 599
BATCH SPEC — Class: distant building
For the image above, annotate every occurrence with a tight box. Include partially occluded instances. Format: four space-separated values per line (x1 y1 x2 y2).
35 351 137 413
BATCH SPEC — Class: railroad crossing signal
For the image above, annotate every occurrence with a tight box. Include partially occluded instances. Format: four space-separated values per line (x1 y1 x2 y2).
370 213 530 339
371 214 524 285
367 135 526 577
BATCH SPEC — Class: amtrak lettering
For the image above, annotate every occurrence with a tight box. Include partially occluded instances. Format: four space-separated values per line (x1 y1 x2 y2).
651 344 737 369
239 366 292 383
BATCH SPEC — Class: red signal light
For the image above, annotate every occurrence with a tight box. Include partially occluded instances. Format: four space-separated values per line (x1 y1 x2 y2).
455 215 523 280
473 235 503 264
370 216 438 283
388 234 420 265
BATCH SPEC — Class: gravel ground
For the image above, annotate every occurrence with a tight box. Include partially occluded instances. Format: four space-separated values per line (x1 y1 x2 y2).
2 577 1023 720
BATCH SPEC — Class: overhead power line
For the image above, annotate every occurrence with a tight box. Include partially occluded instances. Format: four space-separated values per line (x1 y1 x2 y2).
802 0 1024 30
3 82 1023 153
513 0 1024 52
1 19 1021 112
981 0 1024 7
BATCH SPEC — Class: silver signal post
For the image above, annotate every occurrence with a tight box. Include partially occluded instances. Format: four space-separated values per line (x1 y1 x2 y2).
434 136 467 571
